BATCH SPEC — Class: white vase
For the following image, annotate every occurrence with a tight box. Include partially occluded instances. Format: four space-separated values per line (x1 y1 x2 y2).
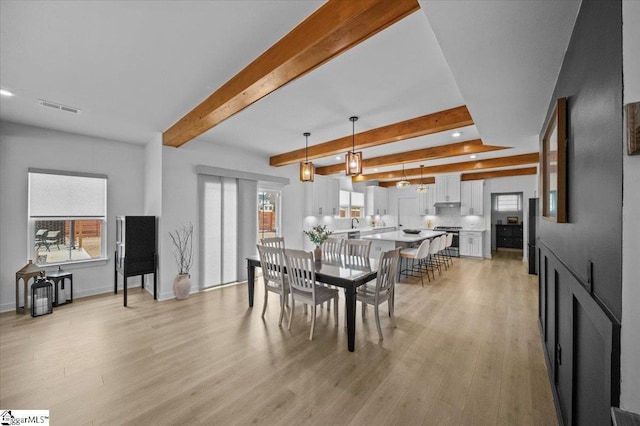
173 274 191 300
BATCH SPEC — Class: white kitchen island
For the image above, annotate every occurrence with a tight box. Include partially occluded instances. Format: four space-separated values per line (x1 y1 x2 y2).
361 230 445 257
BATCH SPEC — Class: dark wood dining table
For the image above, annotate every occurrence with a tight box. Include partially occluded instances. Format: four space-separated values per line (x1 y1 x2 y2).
246 254 378 352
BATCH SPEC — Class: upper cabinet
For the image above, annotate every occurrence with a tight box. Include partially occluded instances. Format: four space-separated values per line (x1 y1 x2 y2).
304 175 340 216
435 174 461 203
417 184 436 215
365 186 389 216
460 180 484 216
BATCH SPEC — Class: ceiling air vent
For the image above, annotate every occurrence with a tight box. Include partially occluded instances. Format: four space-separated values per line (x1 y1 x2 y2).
38 99 82 114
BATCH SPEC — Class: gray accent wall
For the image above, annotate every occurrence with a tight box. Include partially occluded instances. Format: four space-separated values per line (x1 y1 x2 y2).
537 1 623 424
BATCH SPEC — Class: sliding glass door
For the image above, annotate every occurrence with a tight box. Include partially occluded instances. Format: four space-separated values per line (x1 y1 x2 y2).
199 175 238 289
257 189 281 243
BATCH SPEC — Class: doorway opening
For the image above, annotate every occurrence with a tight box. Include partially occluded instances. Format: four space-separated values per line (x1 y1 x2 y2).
257 189 281 243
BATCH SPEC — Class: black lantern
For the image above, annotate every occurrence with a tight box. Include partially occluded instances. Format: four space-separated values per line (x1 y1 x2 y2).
31 277 54 317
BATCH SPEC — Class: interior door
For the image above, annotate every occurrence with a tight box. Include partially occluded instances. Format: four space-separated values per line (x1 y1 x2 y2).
397 197 417 229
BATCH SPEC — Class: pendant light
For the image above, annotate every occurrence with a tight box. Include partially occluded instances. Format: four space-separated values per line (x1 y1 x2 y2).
345 116 362 175
416 165 427 192
299 132 314 182
396 163 410 189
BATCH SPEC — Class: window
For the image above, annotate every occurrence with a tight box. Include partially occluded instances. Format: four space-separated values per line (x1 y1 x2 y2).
339 190 364 218
28 169 107 265
495 194 521 212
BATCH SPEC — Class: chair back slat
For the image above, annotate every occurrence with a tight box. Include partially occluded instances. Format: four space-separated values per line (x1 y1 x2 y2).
256 244 286 290
322 237 344 260
376 248 400 297
284 249 316 294
260 237 285 249
344 239 372 262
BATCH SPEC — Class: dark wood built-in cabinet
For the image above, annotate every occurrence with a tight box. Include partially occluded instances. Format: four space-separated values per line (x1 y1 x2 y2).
496 224 523 249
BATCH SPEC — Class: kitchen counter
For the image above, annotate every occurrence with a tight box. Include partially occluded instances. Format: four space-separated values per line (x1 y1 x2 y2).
362 230 446 257
361 230 445 243
331 226 395 235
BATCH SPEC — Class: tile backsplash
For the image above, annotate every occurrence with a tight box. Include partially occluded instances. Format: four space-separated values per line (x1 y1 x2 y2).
303 206 486 232
429 206 485 229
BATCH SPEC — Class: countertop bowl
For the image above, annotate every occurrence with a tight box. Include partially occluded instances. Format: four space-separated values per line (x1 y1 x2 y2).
402 229 421 234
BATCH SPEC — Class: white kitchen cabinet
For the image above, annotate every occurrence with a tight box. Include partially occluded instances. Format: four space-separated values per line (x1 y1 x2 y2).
366 186 389 216
435 174 461 203
417 184 436 215
326 178 340 216
460 180 484 216
459 230 483 258
305 175 340 216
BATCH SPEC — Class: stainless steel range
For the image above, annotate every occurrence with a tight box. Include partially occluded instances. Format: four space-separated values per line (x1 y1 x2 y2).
433 226 461 257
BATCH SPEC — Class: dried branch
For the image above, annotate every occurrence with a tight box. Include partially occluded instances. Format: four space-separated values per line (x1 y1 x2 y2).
169 223 193 275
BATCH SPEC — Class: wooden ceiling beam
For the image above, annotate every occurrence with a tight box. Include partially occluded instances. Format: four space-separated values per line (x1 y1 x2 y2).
460 167 538 181
315 139 506 175
353 153 539 181
163 0 420 148
270 105 474 166
378 166 538 187
379 177 435 187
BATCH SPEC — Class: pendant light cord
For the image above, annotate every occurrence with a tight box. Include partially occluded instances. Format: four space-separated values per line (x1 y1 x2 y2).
304 132 310 163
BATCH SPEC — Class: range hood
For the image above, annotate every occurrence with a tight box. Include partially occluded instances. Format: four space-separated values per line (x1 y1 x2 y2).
434 202 461 208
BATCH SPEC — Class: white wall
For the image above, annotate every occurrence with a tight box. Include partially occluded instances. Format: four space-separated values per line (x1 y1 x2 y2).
482 174 537 260
621 0 640 413
144 134 163 217
0 121 145 312
157 138 296 300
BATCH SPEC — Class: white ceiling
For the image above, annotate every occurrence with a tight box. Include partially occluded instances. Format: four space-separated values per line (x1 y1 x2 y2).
0 0 581 177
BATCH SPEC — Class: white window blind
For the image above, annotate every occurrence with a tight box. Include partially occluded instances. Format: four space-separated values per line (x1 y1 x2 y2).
496 194 520 212
201 175 238 288
29 169 107 217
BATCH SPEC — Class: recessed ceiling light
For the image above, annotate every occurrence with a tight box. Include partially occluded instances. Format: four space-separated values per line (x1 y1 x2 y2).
452 131 462 138
470 155 477 159
336 156 341 160
0 89 15 97
374 168 379 172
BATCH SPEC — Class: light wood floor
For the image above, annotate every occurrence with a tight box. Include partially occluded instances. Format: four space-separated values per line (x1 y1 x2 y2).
0 252 557 425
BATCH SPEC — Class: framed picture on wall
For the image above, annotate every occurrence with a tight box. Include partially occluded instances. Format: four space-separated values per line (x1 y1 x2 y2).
627 101 640 155
542 97 567 223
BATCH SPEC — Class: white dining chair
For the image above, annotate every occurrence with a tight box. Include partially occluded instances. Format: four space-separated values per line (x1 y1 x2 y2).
256 244 290 325
357 248 400 340
344 239 371 262
321 237 344 260
260 236 285 250
284 248 339 340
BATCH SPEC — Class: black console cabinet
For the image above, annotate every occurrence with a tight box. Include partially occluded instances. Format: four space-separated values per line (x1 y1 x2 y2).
114 216 157 306
496 224 523 250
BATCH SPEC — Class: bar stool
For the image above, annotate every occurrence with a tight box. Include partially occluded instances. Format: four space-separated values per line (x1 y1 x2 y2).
399 238 431 287
444 233 454 266
425 236 442 279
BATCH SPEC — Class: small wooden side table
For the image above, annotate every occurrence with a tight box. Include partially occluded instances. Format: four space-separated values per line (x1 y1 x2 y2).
47 269 73 307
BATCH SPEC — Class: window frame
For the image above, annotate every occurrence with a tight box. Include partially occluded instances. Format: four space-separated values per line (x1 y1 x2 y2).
28 169 108 266
495 193 522 212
